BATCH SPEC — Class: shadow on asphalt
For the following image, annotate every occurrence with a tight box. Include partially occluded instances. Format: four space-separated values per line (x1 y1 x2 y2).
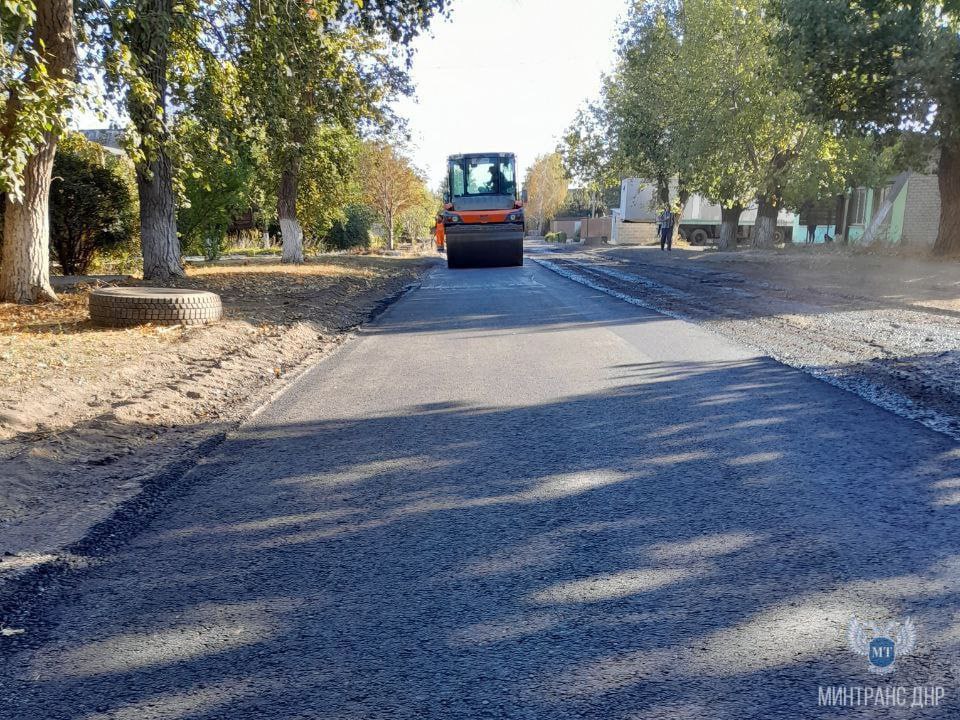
5 354 960 718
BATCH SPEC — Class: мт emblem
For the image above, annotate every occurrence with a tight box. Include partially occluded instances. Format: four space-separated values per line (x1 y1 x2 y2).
848 617 917 674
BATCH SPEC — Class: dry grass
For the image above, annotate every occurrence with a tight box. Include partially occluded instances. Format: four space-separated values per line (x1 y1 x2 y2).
0 255 433 406
184 259 380 279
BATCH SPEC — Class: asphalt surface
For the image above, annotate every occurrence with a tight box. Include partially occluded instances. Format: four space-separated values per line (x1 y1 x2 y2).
2 255 960 719
538 247 960 442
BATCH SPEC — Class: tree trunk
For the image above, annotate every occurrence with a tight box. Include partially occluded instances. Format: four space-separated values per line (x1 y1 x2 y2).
751 197 779 248
656 173 669 205
262 227 271 250
129 0 183 281
385 209 394 251
0 0 76 303
718 205 742 250
673 186 690 243
1 135 58 302
933 140 960 256
278 155 303 263
137 147 182 279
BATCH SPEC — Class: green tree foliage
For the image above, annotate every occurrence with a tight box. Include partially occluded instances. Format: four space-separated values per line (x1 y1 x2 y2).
327 205 375 250
175 58 263 260
524 153 569 234
777 0 960 255
85 0 209 280
559 104 618 217
0 1 77 200
49 132 137 275
604 1 689 207
298 126 362 248
236 0 447 264
599 0 887 248
677 0 882 247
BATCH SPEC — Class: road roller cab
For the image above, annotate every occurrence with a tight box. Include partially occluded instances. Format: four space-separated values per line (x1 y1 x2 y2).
439 153 524 268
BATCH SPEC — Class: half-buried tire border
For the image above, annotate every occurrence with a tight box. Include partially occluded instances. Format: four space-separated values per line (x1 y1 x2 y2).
89 287 222 327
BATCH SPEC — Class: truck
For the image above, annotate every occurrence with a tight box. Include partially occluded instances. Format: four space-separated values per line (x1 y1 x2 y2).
618 178 796 245
435 152 525 268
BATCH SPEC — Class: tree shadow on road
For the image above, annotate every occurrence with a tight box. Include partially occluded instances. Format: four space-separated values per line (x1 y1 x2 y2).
3 357 960 719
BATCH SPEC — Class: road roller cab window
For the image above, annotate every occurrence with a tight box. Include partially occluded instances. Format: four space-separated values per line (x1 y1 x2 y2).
448 155 517 198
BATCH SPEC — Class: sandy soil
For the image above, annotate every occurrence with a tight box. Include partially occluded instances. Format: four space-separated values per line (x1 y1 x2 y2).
0 256 436 576
684 245 960 313
536 243 960 440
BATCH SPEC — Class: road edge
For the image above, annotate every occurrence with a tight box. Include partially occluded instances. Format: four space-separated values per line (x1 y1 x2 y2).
0 276 425 638
532 255 960 443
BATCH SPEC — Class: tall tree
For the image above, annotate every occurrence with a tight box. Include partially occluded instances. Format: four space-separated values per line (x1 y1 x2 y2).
604 0 883 249
89 0 205 280
0 0 78 303
297 126 362 246
524 153 569 235
358 141 426 251
237 0 447 264
559 103 618 218
605 1 691 214
676 0 877 248
777 0 960 255
174 54 264 260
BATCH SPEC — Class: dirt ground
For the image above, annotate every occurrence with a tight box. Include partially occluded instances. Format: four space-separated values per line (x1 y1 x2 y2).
0 256 436 579
683 245 960 313
538 242 960 441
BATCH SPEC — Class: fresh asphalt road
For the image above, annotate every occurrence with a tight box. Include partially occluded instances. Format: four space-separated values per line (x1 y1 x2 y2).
3 257 960 719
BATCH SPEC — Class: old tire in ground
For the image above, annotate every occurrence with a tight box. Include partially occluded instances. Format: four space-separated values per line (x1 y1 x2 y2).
89 287 222 328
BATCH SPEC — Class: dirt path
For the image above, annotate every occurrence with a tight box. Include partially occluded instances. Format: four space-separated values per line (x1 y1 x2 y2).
0 256 436 583
534 245 960 441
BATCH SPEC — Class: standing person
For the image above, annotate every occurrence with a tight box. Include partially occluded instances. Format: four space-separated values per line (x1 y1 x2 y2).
658 206 674 251
806 222 817 243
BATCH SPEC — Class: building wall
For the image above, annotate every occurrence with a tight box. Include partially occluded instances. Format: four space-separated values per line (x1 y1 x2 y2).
611 219 658 245
795 171 938 246
901 175 941 247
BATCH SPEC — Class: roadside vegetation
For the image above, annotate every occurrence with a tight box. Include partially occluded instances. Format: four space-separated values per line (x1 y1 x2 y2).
560 0 960 255
524 153 570 236
0 0 447 304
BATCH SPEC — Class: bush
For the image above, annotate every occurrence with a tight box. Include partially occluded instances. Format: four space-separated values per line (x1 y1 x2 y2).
327 205 375 249
545 231 567 243
49 133 138 275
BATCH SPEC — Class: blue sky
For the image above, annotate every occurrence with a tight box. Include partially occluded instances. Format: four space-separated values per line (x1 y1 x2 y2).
395 0 627 189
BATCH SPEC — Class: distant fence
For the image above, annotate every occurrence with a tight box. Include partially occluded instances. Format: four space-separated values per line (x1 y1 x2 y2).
550 219 580 238
549 217 612 241
581 217 611 240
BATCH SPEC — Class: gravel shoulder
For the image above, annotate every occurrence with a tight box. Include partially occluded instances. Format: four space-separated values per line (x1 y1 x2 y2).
534 244 960 440
0 256 436 583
